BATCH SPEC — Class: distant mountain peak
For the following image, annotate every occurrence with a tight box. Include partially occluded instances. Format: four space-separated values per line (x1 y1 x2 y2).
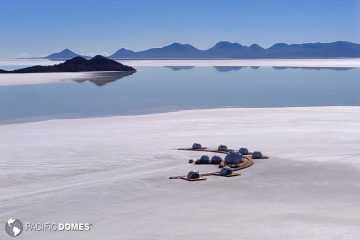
62 48 74 53
167 42 183 46
46 49 81 60
250 44 264 49
164 42 197 49
269 43 289 49
213 41 243 48
110 48 135 59
119 48 133 51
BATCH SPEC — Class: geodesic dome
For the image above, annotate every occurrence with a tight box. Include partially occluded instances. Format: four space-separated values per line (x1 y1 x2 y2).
252 151 263 159
224 152 243 165
219 167 233 176
187 171 200 179
192 143 202 149
211 155 223 164
196 155 210 164
239 147 249 155
218 145 228 152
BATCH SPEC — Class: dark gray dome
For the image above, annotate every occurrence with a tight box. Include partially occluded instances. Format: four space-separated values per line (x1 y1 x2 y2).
252 151 263 159
219 167 233 176
192 143 202 149
187 171 200 179
218 145 228 151
211 155 223 164
195 155 210 164
225 152 243 165
200 155 210 161
211 155 223 161
239 147 249 155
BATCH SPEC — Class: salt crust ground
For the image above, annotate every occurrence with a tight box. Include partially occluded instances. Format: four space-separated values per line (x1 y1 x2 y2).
0 107 360 240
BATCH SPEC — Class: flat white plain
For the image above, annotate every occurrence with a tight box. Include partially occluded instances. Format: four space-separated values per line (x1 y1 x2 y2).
0 107 359 240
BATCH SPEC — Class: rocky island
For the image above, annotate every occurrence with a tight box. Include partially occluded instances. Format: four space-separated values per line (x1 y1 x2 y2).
0 55 136 73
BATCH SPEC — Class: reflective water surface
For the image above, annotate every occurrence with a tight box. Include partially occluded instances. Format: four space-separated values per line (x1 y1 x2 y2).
0 65 359 124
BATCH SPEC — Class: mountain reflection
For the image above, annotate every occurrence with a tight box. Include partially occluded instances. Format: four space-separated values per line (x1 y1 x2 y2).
164 66 194 71
272 66 354 71
214 66 244 72
74 71 135 86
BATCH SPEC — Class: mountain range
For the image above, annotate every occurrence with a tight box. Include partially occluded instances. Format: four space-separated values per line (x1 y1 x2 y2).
45 41 360 60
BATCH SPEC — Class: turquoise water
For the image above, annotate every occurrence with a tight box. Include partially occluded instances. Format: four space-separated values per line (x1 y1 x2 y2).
0 66 359 124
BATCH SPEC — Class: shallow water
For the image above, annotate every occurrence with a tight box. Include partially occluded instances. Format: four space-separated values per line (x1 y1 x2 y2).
0 64 360 123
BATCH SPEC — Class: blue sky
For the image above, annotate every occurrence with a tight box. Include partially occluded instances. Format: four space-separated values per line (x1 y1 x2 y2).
0 0 359 57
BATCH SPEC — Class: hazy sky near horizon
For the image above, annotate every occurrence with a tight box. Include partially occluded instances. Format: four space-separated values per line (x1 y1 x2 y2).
1 0 359 57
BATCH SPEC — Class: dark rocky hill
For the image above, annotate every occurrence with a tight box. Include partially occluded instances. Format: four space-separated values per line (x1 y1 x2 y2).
0 55 136 73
